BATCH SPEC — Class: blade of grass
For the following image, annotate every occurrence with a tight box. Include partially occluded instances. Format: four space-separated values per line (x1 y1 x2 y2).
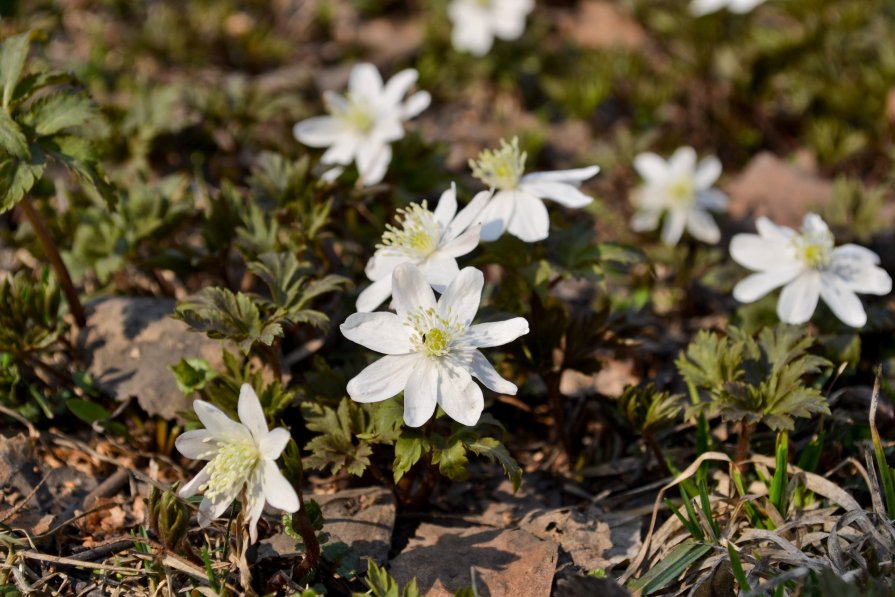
727 542 752 594
697 477 720 542
665 497 704 541
869 366 895 519
627 540 713 595
769 431 788 517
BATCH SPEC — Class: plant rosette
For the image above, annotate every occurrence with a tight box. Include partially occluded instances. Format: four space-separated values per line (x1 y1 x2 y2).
472 137 600 243
293 63 431 186
175 384 299 543
630 146 728 247
341 263 529 427
730 213 892 327
357 183 491 312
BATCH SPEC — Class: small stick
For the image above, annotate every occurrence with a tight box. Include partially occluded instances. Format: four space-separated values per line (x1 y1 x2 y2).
83 469 130 510
18 195 86 327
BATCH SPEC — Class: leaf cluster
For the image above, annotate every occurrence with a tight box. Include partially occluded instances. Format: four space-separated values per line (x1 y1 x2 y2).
676 324 832 430
618 383 684 435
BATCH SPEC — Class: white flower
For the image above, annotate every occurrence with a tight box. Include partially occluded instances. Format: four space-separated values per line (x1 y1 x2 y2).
357 184 491 312
341 263 529 427
448 0 534 56
690 0 766 16
292 63 431 186
630 146 728 246
731 214 892 327
472 137 599 243
175 384 299 543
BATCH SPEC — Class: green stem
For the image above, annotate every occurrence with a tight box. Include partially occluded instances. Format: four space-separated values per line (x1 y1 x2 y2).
19 195 86 327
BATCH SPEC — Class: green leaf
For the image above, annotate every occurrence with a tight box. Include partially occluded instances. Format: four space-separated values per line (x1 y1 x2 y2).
431 436 469 481
23 92 97 136
302 398 375 476
67 398 110 424
0 148 46 213
466 437 522 492
169 358 217 395
1 31 32 110
173 287 281 353
393 435 427 483
0 110 28 158
627 540 712 594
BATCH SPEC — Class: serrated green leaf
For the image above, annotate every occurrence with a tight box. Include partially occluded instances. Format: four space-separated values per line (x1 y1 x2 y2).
466 436 522 491
1 31 31 110
24 92 97 136
0 110 28 158
0 148 46 213
169 358 217 395
431 436 469 481
174 287 280 353
393 435 427 483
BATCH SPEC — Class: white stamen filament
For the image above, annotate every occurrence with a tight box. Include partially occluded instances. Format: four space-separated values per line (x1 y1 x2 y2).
470 137 527 191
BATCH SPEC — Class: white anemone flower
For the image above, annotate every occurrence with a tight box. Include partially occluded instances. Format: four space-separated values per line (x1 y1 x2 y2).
630 146 728 246
690 0 766 16
448 0 534 56
341 263 529 427
175 384 299 543
472 137 599 243
292 63 431 186
357 184 491 313
731 214 892 327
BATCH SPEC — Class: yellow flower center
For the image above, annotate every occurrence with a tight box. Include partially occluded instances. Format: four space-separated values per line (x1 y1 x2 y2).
470 137 527 191
406 307 465 357
332 94 376 133
667 177 694 206
793 227 833 269
378 201 441 258
200 437 259 500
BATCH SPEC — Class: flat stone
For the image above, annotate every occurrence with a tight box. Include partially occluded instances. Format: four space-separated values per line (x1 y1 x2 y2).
519 507 642 571
560 360 639 399
725 152 833 228
557 1 648 50
79 297 225 420
314 486 396 564
390 524 557 597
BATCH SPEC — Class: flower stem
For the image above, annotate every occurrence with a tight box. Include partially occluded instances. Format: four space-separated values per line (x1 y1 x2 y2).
19 195 86 327
735 421 754 468
292 493 321 579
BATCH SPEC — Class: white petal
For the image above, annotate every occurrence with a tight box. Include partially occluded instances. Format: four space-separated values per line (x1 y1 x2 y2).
801 213 830 236
179 464 210 498
832 244 881 265
293 117 344 147
261 459 300 512
463 349 517 394
819 275 867 328
392 262 437 318
193 400 249 440
321 166 345 182
521 165 599 184
356 142 392 186
465 318 529 348
365 253 409 281
436 361 484 426
633 153 668 183
630 209 660 233
660 209 687 246
669 147 697 178
437 266 483 326
340 312 413 354
238 384 268 441
321 136 360 166
349 63 383 101
259 427 291 460
693 156 722 189
346 354 419 403
401 91 431 120
245 474 266 544
755 216 795 242
507 192 550 242
686 208 721 244
201 481 242 523
696 188 728 211
829 259 892 295
450 7 494 56
433 183 458 229
355 276 396 313
690 0 727 16
777 272 821 324
443 189 491 242
491 0 532 40
476 191 515 242
730 233 794 271
421 253 460 292
437 227 481 259
381 69 418 107
733 266 803 303
519 180 593 208
403 359 438 427
175 429 215 460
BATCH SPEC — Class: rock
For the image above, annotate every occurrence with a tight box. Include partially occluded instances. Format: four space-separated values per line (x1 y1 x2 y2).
557 2 648 51
80 297 225 420
560 360 639 398
725 152 833 228
555 574 631 597
519 507 642 571
0 434 40 496
314 486 396 564
466 475 562 528
356 18 424 63
390 523 558 597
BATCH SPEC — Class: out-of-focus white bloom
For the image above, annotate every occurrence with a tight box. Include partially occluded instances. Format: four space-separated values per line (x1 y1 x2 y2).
341 264 529 427
448 0 534 56
357 184 491 312
690 0 766 16
630 146 727 246
472 137 599 243
293 63 430 186
731 214 892 327
176 384 299 543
